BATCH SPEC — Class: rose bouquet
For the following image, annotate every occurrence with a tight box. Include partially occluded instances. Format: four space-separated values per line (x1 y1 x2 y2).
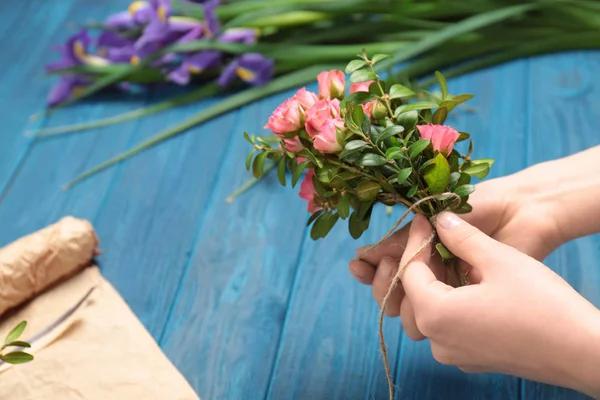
244 50 493 397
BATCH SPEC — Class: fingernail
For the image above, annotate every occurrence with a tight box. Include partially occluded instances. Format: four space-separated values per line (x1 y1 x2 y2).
437 212 462 229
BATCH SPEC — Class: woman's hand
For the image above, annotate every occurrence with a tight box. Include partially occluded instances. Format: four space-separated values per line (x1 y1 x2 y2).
349 171 563 317
397 213 600 398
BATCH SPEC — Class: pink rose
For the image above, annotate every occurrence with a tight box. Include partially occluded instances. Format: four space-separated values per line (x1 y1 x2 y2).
317 69 345 100
304 98 341 137
350 80 377 118
295 87 318 110
299 169 321 213
282 136 304 153
417 123 460 157
264 96 304 136
313 118 343 153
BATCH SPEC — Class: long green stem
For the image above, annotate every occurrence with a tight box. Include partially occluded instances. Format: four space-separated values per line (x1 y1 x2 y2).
226 162 277 202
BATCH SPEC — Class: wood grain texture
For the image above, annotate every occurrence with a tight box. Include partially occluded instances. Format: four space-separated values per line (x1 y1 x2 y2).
159 94 310 400
522 51 600 400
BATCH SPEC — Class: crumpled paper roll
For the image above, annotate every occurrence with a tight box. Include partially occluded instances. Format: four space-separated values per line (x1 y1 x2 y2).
0 217 200 400
0 216 98 316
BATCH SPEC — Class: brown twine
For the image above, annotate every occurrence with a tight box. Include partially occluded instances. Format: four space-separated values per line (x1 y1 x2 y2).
358 193 461 400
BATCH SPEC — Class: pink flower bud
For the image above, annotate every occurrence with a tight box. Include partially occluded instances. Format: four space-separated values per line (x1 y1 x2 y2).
299 169 322 213
350 80 377 118
317 69 345 100
304 98 341 137
416 123 460 157
264 96 304 136
295 87 318 110
281 136 304 153
313 118 343 153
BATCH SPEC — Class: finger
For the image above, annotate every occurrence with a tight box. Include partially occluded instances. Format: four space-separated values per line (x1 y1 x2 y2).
349 259 376 285
356 222 411 265
372 257 404 316
400 296 426 341
401 214 451 306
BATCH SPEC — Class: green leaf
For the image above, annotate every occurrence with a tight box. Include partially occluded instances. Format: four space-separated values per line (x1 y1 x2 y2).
306 210 324 227
252 152 268 179
356 181 381 200
457 132 470 142
350 69 377 83
457 172 472 187
361 117 371 137
435 243 455 260
440 94 475 111
311 212 340 240
243 132 253 144
397 168 412 185
376 125 404 146
423 153 451 194
371 54 391 64
455 184 476 198
397 110 418 131
454 203 473 214
407 184 418 198
357 199 374 220
385 147 405 160
448 154 459 172
4 341 31 349
292 161 311 188
463 163 490 179
432 106 448 124
4 322 26 345
351 106 366 128
389 84 415 99
299 148 323 168
337 171 361 181
356 153 387 167
337 195 350 219
409 139 430 159
468 139 474 156
277 158 286 186
349 212 365 239
448 171 461 189
342 91 377 107
339 140 369 159
435 71 448 100
345 59 367 74
401 101 438 112
245 152 254 171
1 351 33 364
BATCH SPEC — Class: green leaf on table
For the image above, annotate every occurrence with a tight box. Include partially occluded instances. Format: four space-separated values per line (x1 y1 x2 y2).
397 168 413 185
345 59 367 74
252 152 268 179
277 158 286 186
4 321 26 345
401 101 438 112
376 125 404 146
454 184 476 198
389 84 415 99
306 210 324 227
350 69 377 83
371 54 391 64
340 140 369 159
423 153 451 194
385 147 405 160
432 106 448 124
337 195 350 219
310 212 340 240
407 184 418 198
1 351 33 364
356 153 387 167
409 139 430 159
435 71 448 100
356 181 381 200
291 161 311 188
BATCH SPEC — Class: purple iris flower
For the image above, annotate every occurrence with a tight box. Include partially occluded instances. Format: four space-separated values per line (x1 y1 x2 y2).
46 30 94 72
167 50 221 85
47 75 89 107
105 11 136 30
219 28 258 44
217 53 274 87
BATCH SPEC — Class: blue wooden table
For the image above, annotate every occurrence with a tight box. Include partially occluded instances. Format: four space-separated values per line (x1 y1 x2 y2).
2 1 600 399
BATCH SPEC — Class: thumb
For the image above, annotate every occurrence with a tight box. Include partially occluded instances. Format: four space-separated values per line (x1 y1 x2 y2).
434 211 511 269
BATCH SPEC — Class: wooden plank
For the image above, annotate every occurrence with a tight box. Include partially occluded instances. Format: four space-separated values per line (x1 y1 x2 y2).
159 93 309 399
522 51 600 400
393 61 530 399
